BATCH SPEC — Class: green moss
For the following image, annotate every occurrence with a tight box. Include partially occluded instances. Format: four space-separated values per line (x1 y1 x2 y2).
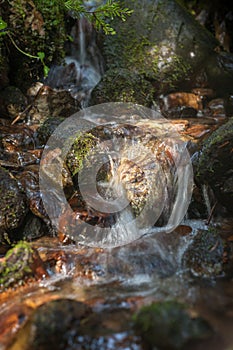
102 10 192 97
1 0 67 89
195 117 233 180
92 68 155 106
0 241 35 289
133 300 213 349
66 132 97 176
0 166 28 233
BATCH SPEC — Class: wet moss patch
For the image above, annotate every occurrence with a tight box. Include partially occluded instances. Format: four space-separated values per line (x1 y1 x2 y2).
133 300 213 349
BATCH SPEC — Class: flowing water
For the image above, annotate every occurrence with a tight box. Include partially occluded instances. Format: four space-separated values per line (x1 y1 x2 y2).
1 6 233 350
45 11 104 107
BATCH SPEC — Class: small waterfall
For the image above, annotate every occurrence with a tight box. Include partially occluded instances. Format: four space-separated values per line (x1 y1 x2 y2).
79 15 86 65
45 11 104 107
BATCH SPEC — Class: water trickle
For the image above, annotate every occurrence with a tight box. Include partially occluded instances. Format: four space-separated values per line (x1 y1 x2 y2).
45 12 104 107
79 15 86 66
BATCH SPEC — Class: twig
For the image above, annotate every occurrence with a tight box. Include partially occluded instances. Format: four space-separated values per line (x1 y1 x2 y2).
206 201 218 225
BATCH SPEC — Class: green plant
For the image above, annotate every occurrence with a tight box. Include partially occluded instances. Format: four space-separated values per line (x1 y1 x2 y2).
64 0 133 34
0 16 49 76
0 1 133 77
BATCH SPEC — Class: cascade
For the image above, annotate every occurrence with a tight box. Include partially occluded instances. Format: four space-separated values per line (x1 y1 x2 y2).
45 8 104 107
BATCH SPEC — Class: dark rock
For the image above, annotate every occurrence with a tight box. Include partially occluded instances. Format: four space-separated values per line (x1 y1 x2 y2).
27 85 80 124
9 298 140 350
0 166 28 242
21 213 48 241
205 52 233 95
182 227 226 278
133 300 213 349
36 116 65 146
0 50 9 89
0 86 27 119
194 117 233 213
0 124 35 152
10 299 92 350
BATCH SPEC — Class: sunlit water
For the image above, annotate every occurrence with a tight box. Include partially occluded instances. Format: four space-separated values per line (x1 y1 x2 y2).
3 4 232 348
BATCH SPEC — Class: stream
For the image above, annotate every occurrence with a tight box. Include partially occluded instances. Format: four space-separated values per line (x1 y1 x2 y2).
0 3 233 350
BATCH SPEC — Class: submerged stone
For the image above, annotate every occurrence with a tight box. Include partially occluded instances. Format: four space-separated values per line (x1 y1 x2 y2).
133 300 213 349
8 299 91 350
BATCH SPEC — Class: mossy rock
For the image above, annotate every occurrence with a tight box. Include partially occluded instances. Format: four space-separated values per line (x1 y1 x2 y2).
36 117 65 146
91 68 156 106
66 132 98 177
0 166 28 243
182 227 226 278
194 117 233 213
0 241 44 290
9 299 92 350
133 300 213 349
102 0 218 95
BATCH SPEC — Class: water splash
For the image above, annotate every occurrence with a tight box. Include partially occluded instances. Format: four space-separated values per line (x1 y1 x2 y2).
40 103 193 248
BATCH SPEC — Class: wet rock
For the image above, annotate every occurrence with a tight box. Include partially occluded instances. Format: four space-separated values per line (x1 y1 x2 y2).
37 115 94 149
194 117 233 213
182 227 226 278
58 119 191 245
91 68 155 106
0 86 27 119
66 132 98 177
0 241 47 290
16 165 47 222
102 0 219 95
21 213 48 241
183 122 215 139
205 51 233 95
159 92 203 118
16 163 71 237
0 124 35 152
9 299 92 350
0 166 28 242
108 237 176 278
8 297 142 350
27 85 80 124
36 116 65 146
133 300 213 349
207 98 226 120
0 149 40 169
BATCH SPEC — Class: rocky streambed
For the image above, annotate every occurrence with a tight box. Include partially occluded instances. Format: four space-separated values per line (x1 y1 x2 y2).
0 0 233 349
0 84 232 350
